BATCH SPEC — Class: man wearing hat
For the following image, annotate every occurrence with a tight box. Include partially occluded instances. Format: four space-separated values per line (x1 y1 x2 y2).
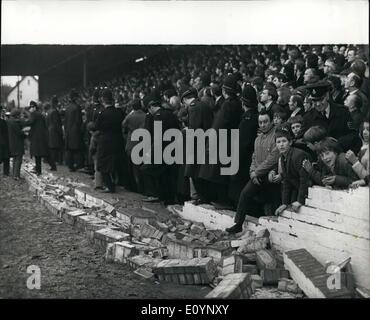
0 105 10 176
64 89 84 172
180 85 213 204
199 74 243 207
140 90 181 204
7 109 25 179
228 84 259 207
83 88 105 175
303 80 360 152
23 101 50 175
45 96 63 170
94 88 125 193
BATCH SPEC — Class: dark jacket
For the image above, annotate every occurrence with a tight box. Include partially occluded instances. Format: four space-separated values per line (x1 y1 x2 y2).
24 111 49 157
307 153 358 189
7 118 25 156
122 109 146 155
64 102 84 150
0 118 10 160
46 108 63 149
280 147 311 205
95 106 125 173
303 102 359 152
228 108 259 203
184 99 213 178
199 95 242 184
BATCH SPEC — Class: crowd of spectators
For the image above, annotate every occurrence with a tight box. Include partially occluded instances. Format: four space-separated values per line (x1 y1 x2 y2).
0 44 369 234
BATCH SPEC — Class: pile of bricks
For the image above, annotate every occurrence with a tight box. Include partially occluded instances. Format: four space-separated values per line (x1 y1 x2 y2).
25 162 360 299
152 257 217 285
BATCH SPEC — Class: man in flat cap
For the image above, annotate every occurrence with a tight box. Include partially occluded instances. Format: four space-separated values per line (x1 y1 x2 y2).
303 80 361 153
64 89 84 172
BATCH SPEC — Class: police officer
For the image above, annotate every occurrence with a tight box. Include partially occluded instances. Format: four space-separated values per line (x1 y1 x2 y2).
303 80 361 153
94 88 125 193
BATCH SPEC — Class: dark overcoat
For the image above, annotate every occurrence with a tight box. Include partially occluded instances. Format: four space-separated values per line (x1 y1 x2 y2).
198 96 242 184
228 108 259 202
0 119 10 161
24 111 49 157
7 118 25 156
46 108 64 149
184 99 214 178
95 106 125 173
64 102 83 150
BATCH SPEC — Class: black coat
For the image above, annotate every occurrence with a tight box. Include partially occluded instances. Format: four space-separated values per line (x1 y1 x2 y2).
199 96 243 184
95 106 125 173
228 108 259 203
184 99 214 178
141 107 181 174
280 147 311 205
46 108 63 149
64 102 83 150
0 118 10 160
7 118 25 156
24 111 49 157
302 102 359 152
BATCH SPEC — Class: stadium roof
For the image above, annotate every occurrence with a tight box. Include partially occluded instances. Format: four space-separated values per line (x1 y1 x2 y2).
0 45 168 77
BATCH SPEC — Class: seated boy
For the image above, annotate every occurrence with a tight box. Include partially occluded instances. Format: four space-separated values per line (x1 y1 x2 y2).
302 137 359 189
274 126 311 215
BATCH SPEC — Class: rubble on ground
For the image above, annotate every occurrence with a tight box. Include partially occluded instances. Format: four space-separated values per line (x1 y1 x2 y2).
21 161 359 299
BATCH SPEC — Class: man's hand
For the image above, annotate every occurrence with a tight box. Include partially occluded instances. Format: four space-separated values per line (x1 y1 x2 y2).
350 179 366 188
302 159 312 172
291 201 302 212
322 175 336 186
275 204 287 216
345 150 358 165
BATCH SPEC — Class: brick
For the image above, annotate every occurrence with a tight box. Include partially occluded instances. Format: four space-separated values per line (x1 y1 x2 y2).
152 258 217 285
140 223 164 240
206 273 252 299
134 268 154 279
94 228 130 248
127 255 162 270
256 249 277 270
237 237 269 253
242 264 258 274
62 209 87 225
284 249 352 298
260 268 290 285
204 241 233 262
237 252 257 264
117 207 157 225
